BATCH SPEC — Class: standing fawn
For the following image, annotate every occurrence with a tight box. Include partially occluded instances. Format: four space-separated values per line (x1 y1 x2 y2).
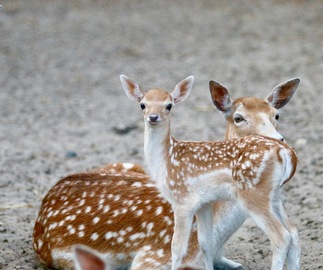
33 77 300 270
120 75 298 270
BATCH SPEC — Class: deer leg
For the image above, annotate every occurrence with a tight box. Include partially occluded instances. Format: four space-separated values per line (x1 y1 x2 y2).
214 256 244 270
171 207 195 270
278 201 300 270
248 209 291 270
195 204 214 270
212 201 246 270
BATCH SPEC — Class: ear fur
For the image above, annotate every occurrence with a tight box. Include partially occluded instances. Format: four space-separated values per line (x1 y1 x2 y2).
265 78 300 109
73 245 106 270
170 76 194 104
209 80 233 115
120 75 144 102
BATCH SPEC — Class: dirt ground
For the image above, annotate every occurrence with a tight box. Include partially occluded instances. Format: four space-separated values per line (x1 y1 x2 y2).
0 0 322 269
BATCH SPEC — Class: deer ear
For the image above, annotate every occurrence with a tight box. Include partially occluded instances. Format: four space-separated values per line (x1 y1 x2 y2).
120 75 144 103
74 246 106 270
265 78 300 109
171 76 194 104
209 80 232 115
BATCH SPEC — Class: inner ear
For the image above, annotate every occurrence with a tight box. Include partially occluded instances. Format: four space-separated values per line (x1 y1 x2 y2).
120 75 144 102
171 76 194 104
265 78 300 109
209 80 232 114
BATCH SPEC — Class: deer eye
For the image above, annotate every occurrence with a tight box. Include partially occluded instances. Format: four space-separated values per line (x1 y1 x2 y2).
140 103 146 110
166 104 172 111
234 115 244 123
275 114 280 120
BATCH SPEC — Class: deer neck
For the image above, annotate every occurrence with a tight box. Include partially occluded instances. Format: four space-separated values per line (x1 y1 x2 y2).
144 121 171 184
225 122 237 140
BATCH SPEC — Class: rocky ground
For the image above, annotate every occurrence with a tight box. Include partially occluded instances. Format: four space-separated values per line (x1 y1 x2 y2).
0 0 322 269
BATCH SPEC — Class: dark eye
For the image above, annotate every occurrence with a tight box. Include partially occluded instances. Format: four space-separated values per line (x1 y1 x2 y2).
275 114 280 120
140 103 145 110
166 104 172 111
234 115 244 123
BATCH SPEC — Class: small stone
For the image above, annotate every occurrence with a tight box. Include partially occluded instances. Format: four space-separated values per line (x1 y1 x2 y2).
65 151 77 158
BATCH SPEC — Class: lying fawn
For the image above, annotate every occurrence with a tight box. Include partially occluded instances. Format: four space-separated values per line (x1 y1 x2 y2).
120 75 298 270
33 77 299 270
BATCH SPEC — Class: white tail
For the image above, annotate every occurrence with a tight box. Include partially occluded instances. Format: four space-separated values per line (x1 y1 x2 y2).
33 77 300 270
121 75 298 270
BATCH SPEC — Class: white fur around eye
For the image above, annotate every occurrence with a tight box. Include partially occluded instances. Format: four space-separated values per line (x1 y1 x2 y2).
233 113 245 126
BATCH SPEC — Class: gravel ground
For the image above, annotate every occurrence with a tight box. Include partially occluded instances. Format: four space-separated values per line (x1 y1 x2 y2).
0 0 322 269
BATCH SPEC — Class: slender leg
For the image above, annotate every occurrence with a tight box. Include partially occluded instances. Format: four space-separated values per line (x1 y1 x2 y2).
212 201 246 270
171 207 195 270
195 204 214 270
278 202 300 270
248 210 291 270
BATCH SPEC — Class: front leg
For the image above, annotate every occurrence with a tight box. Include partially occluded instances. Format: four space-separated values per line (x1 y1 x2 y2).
196 204 214 270
172 207 195 270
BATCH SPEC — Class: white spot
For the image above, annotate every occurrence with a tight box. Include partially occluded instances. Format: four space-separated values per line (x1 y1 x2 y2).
147 222 154 231
38 239 43 249
159 229 167 237
79 224 85 230
79 199 85 206
129 233 145 241
78 231 85 237
91 233 99 241
123 163 134 170
105 232 118 239
163 234 171 244
103 205 110 213
85 206 91 213
157 249 164 257
117 237 124 243
132 182 142 187
93 217 100 224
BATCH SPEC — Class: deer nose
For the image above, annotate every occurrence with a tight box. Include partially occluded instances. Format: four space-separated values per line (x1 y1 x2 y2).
149 114 159 122
280 137 285 142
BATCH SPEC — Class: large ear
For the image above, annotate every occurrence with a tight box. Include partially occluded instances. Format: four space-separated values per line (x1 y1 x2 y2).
265 78 300 109
74 246 106 270
170 76 194 104
120 75 144 103
209 80 233 115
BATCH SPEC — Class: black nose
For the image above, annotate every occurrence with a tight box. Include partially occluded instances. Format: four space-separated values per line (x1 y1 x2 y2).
280 137 285 142
149 115 159 122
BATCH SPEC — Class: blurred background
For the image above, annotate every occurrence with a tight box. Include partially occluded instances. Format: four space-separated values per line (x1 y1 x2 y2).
0 0 322 269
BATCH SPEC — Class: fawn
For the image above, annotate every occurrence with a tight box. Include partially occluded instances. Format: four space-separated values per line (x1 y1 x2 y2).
33 77 300 270
120 75 298 270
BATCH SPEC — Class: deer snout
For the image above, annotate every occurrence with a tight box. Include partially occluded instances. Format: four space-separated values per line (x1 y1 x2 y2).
148 114 160 124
